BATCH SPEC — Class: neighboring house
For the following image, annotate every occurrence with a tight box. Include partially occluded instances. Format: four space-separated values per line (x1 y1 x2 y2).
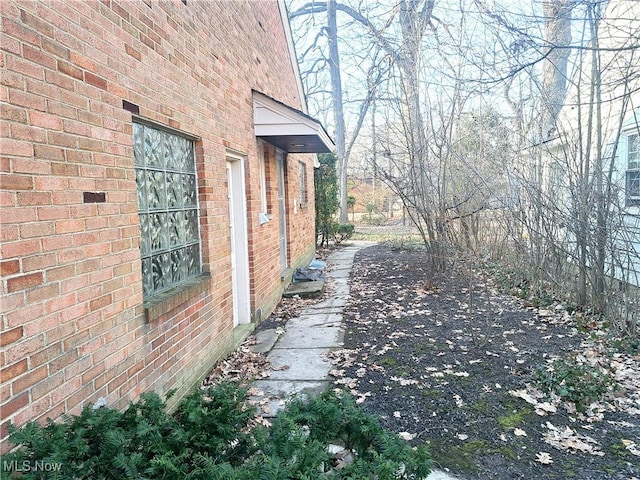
612 107 640 287
536 0 640 289
0 0 333 448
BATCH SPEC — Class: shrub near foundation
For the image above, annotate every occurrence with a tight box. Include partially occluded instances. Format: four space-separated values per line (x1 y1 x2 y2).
3 384 431 480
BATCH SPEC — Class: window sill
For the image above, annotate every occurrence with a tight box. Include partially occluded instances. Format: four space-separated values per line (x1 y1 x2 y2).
143 273 211 322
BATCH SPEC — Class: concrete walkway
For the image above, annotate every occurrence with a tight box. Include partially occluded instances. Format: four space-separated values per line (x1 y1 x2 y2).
250 242 368 415
250 241 460 480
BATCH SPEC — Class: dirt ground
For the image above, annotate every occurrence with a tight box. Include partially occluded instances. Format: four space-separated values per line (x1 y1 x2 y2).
328 244 640 480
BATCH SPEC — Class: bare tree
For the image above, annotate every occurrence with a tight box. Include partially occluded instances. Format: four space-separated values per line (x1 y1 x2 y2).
290 0 639 329
473 0 640 328
289 1 389 223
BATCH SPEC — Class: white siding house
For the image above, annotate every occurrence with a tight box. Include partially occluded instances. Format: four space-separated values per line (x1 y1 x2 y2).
540 0 640 288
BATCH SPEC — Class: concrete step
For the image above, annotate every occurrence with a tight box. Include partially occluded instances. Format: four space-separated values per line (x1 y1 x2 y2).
282 279 325 298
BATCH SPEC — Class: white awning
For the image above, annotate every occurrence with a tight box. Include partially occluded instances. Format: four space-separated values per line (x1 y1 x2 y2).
253 91 335 154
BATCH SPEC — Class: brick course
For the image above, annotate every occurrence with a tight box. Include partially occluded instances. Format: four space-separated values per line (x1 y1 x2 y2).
1 0 319 450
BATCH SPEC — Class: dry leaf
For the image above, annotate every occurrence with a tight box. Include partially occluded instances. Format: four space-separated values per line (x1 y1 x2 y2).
535 452 553 464
535 402 557 416
271 364 290 371
355 392 371 404
390 376 419 386
622 439 640 456
509 388 540 405
543 422 604 456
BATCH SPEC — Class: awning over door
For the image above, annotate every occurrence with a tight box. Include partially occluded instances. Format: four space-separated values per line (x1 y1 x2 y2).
253 91 335 154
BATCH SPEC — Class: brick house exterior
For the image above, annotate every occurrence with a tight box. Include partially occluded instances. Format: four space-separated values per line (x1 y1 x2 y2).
0 0 333 448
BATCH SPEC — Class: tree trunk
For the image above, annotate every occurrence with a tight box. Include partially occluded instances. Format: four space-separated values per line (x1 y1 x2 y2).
588 2 606 313
327 0 348 223
541 0 572 139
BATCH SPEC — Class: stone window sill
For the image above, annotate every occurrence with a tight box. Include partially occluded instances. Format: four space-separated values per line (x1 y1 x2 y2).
143 273 211 322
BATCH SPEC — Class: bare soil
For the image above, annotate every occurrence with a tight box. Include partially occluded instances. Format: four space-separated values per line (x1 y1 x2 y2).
330 244 640 480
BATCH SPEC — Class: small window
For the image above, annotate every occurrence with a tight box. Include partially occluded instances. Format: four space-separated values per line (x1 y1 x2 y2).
298 161 308 206
628 133 639 169
258 141 268 213
133 122 202 299
627 133 640 206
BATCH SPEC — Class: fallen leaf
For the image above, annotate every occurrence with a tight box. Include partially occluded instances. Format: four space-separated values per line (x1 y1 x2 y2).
514 428 527 437
543 422 604 456
535 402 557 416
355 392 371 404
535 452 553 464
272 364 290 371
509 388 541 405
622 439 640 456
399 432 416 441
395 377 419 386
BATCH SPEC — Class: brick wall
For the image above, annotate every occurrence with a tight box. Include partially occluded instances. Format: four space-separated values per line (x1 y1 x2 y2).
1 0 317 449
249 143 317 319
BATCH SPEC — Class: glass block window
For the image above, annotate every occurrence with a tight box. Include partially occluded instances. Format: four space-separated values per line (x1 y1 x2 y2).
133 122 201 299
298 161 308 205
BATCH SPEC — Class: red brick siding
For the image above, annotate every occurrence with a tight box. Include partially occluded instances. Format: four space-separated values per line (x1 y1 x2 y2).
1 0 316 450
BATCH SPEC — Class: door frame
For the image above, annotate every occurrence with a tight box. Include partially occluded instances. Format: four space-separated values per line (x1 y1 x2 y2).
226 152 251 326
276 149 288 275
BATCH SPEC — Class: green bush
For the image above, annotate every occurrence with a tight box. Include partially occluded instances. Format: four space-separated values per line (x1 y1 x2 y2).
315 153 339 247
3 385 430 480
363 215 385 225
4 391 188 479
3 386 259 480
334 223 354 244
535 358 614 413
266 389 431 479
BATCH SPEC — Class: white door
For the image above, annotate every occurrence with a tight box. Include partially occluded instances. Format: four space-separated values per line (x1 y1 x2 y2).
276 150 288 274
226 156 251 326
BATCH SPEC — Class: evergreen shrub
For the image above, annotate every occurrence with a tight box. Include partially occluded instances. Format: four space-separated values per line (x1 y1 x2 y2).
3 384 431 480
